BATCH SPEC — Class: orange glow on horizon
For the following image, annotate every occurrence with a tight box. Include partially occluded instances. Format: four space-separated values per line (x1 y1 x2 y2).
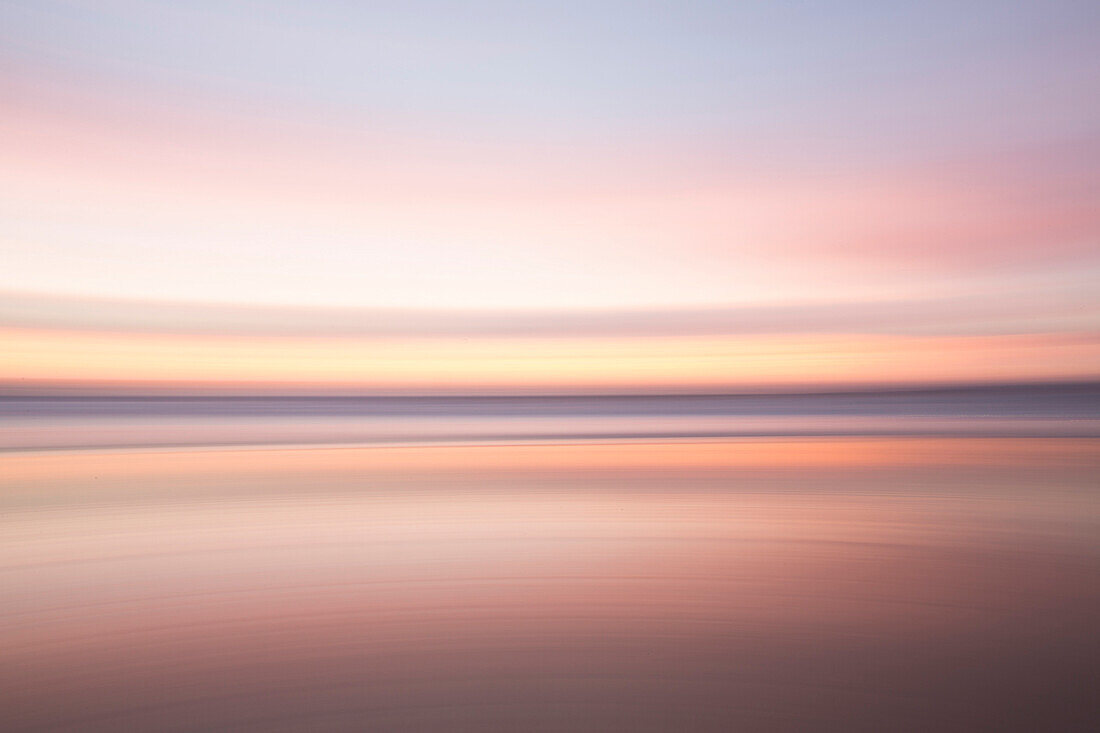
3 326 1097 391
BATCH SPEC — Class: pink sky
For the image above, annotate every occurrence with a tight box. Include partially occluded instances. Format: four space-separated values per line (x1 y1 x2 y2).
1 1 1097 390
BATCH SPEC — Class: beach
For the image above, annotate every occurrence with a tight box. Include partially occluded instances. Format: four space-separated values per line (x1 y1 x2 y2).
3 437 1097 731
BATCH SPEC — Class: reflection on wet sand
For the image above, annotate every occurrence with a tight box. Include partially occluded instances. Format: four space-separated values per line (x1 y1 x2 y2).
2 439 1098 731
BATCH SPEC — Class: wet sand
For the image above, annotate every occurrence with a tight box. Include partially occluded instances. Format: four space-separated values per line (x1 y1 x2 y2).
2 438 1098 731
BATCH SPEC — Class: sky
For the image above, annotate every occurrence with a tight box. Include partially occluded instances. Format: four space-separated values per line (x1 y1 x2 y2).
1 0 1098 392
